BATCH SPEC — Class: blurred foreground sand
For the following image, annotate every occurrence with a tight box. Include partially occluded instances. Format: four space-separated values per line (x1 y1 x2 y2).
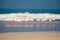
0 32 60 40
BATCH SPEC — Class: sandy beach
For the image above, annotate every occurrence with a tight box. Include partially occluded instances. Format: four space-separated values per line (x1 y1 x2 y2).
0 32 60 40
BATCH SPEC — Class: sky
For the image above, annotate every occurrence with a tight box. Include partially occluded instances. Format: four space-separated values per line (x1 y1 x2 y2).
0 0 60 9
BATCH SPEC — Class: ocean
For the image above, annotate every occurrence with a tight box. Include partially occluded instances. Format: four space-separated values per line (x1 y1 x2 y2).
0 9 60 13
0 9 60 32
0 21 60 33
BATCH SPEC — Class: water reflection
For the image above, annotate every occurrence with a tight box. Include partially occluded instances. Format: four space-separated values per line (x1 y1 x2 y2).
0 21 60 33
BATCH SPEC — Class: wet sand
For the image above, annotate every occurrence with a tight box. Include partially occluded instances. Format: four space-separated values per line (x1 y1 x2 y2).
0 32 60 40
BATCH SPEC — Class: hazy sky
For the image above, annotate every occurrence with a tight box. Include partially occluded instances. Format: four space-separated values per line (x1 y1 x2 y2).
0 0 60 9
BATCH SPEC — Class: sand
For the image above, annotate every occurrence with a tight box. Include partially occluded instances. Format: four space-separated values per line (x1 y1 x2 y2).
0 32 60 40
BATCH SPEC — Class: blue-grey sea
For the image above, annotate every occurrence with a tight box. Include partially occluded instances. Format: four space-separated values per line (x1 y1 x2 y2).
0 9 60 33
0 9 60 13
0 21 60 33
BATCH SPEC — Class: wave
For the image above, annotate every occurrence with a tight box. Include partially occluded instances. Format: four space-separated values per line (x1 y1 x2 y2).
0 12 60 21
